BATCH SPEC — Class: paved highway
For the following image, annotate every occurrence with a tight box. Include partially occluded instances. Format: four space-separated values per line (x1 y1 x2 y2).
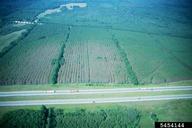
0 86 191 97
0 94 191 106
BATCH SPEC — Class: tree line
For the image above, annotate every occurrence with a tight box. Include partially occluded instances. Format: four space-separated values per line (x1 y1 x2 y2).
0 105 141 128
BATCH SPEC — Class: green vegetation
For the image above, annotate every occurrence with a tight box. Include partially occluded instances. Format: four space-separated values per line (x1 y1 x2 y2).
151 112 158 122
0 105 141 128
49 61 60 84
47 107 56 128
0 109 42 128
41 105 49 128
0 100 192 128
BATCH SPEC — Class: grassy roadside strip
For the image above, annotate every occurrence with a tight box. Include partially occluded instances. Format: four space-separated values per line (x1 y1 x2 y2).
0 80 191 92
0 90 191 101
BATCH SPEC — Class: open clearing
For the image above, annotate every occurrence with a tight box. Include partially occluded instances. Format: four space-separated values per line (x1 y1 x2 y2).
58 27 129 83
0 29 26 52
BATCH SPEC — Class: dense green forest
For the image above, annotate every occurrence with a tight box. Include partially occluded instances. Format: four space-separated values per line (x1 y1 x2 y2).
0 105 141 128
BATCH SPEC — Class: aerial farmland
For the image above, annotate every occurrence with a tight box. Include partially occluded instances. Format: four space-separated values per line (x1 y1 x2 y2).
0 0 192 128
0 0 192 85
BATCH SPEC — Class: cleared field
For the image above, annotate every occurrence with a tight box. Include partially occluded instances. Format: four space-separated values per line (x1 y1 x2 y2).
58 27 129 83
0 29 28 58
0 24 68 85
0 29 26 51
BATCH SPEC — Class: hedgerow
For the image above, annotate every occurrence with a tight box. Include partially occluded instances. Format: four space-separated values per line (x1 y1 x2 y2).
49 27 71 84
112 34 139 85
